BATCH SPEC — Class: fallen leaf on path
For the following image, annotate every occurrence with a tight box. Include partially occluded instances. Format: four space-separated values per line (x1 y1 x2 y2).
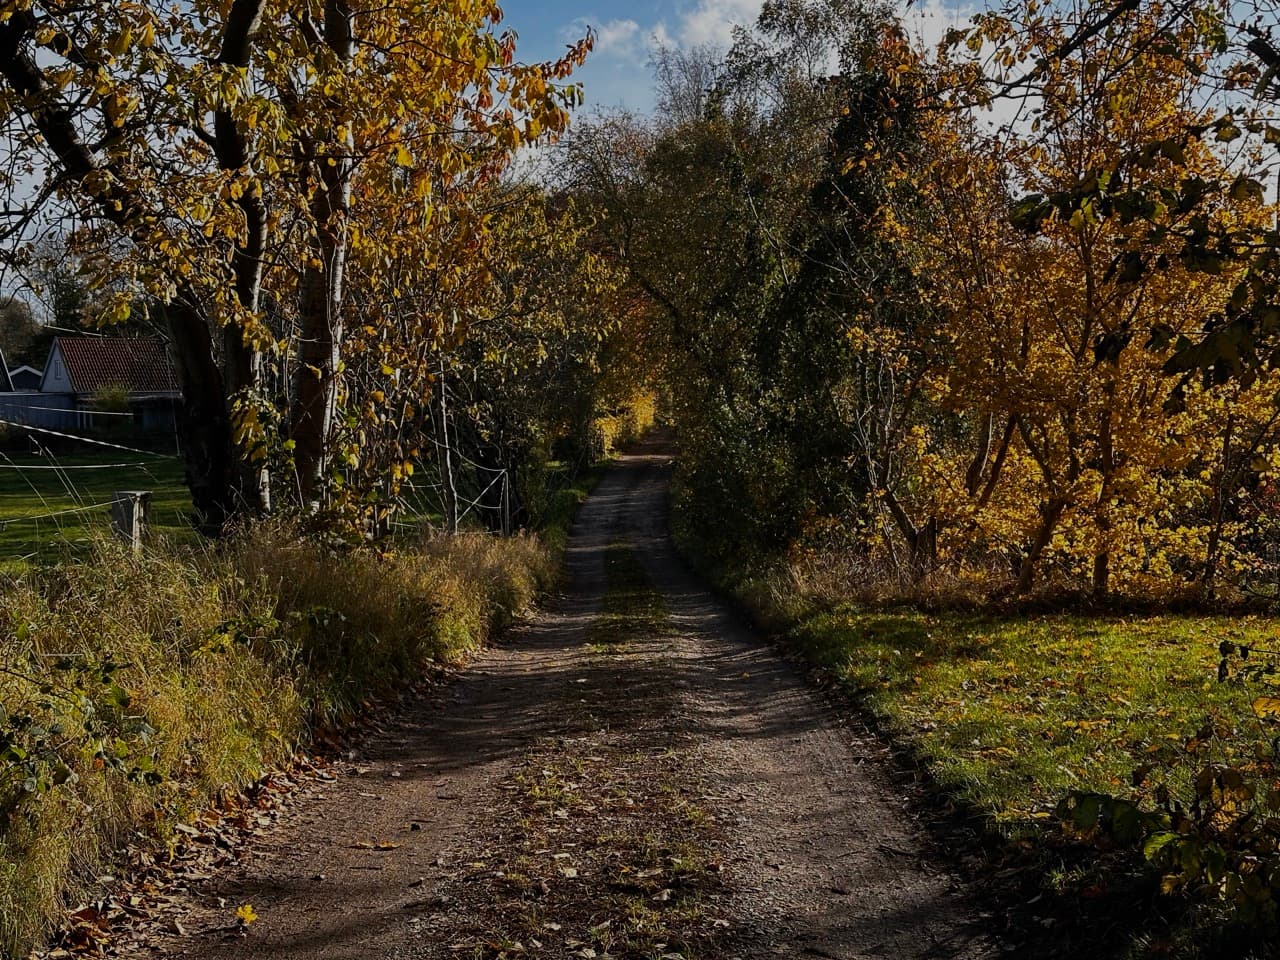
352 840 401 850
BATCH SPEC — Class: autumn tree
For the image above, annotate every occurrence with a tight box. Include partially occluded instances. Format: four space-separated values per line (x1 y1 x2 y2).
0 0 588 530
588 0 1280 600
331 180 630 536
567 0 941 563
907 0 1280 596
960 0 1280 392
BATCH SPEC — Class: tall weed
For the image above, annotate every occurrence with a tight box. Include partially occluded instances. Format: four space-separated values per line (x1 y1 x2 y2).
0 525 553 956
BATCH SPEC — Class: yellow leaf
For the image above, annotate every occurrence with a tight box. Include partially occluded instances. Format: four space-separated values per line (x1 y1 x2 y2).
235 903 258 925
1252 696 1280 719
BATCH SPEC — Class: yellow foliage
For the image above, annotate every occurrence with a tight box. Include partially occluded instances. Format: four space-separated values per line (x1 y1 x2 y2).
592 391 658 458
830 5 1280 597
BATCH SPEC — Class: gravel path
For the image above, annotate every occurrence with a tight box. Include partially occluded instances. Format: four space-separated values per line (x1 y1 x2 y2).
155 435 999 960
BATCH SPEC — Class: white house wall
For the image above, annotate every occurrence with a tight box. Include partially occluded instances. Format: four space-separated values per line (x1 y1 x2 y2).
40 343 70 394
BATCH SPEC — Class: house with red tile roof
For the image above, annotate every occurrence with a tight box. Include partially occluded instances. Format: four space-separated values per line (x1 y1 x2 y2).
37 336 180 433
41 336 179 397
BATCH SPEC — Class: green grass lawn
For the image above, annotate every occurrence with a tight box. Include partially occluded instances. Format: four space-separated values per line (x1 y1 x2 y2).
789 607 1274 827
0 451 606 563
0 451 194 566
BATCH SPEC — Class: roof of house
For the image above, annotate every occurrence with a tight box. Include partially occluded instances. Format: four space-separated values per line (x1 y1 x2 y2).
48 336 180 396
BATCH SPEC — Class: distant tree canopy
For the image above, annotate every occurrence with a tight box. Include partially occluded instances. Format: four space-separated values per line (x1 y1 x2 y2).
568 0 1280 599
0 298 44 369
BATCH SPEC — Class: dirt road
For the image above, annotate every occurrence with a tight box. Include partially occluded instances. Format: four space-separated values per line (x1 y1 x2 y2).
157 436 998 959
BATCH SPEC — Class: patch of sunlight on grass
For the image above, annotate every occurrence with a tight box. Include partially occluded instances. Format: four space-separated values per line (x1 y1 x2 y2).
791 608 1266 825
0 453 192 569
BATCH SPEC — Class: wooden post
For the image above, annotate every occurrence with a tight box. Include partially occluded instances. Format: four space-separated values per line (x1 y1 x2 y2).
111 490 151 553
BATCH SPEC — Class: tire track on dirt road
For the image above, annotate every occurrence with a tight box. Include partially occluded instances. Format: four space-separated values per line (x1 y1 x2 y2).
152 434 998 959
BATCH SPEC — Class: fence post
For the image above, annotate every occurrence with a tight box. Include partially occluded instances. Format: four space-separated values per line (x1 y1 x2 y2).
111 490 151 553
501 470 511 537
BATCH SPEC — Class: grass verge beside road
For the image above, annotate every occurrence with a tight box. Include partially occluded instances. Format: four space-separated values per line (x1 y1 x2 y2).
700 559 1280 957
1 443 618 958
0 527 564 957
786 607 1260 823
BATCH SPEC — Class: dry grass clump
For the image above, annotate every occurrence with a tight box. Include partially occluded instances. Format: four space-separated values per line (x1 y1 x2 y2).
225 524 553 721
0 524 554 957
780 549 1003 611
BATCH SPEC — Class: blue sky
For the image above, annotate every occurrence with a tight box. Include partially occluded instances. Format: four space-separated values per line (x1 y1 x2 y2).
496 0 742 114
498 0 977 116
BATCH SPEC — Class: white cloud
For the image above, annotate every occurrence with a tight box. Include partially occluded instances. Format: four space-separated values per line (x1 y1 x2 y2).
596 18 643 53
675 0 763 48
553 0 985 116
563 16 649 66
559 0 764 73
650 21 675 51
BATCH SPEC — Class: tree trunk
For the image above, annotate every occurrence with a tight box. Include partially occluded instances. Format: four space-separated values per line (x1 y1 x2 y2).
913 516 939 578
976 416 1018 509
881 487 937 582
1017 498 1066 594
290 0 354 507
1092 383 1117 599
1091 551 1110 599
213 0 272 513
434 364 459 534
1203 414 1235 601
166 302 238 534
965 413 994 496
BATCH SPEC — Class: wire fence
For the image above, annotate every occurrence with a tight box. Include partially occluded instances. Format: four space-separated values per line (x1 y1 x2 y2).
0 397 529 564
390 460 512 537
0 413 186 564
